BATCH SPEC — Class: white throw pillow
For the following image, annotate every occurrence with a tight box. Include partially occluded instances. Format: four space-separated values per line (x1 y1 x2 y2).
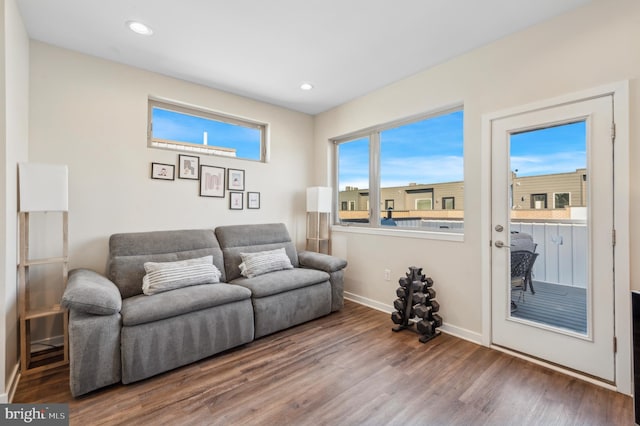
239 248 294 278
142 255 222 295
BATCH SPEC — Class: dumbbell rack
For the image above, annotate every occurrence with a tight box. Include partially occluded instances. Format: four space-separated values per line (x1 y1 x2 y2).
391 266 442 343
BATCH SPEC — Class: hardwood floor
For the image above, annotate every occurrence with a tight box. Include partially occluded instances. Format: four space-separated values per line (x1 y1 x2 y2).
14 300 633 425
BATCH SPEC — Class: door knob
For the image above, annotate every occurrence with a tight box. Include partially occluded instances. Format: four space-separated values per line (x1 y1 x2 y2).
494 240 510 249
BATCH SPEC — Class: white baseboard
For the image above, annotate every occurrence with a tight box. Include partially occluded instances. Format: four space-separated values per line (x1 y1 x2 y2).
1 362 20 403
344 292 393 314
344 291 482 345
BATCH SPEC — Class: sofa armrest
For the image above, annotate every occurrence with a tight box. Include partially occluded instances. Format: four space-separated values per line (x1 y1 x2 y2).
298 251 347 312
298 251 347 273
62 268 122 316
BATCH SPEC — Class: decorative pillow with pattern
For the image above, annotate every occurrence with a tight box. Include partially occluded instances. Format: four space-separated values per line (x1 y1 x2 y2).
239 248 294 278
142 255 222 295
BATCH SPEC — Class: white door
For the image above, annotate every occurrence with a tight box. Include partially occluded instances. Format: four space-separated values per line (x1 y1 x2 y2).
491 95 615 381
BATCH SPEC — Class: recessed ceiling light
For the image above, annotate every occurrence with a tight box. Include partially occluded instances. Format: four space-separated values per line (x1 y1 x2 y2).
300 82 314 91
126 20 153 36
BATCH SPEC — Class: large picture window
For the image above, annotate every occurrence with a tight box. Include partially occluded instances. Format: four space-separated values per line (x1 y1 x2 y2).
335 107 464 233
148 99 266 161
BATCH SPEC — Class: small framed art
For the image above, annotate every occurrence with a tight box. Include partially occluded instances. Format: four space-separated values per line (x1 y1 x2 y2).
151 163 175 180
178 155 199 180
229 192 243 210
227 168 245 191
200 165 225 198
247 192 260 209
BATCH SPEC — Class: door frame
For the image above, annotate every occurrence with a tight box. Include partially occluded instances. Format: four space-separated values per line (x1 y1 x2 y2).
480 81 630 394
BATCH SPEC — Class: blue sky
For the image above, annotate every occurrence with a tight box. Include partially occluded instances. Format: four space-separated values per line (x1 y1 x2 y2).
339 112 586 191
152 108 261 160
339 111 464 190
510 121 586 177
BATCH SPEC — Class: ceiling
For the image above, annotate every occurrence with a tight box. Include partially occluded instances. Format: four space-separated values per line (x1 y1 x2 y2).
17 0 592 115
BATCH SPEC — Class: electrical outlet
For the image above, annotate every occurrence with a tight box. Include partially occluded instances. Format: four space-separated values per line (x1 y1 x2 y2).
384 269 391 281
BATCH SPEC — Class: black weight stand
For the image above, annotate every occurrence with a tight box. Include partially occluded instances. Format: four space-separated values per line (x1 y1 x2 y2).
391 266 441 343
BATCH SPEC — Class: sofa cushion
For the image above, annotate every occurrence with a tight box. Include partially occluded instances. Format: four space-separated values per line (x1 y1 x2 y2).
215 223 299 281
239 248 293 278
121 283 251 326
142 256 222 295
231 268 329 298
108 229 225 299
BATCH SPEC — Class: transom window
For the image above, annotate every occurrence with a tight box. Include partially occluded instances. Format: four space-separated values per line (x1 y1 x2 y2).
334 107 464 233
148 99 267 162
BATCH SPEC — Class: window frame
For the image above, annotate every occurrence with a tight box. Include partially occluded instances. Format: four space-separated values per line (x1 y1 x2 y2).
553 192 571 209
332 104 464 238
531 193 548 209
147 98 268 162
442 197 455 210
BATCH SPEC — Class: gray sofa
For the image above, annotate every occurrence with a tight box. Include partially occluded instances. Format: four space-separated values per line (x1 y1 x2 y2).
61 223 347 397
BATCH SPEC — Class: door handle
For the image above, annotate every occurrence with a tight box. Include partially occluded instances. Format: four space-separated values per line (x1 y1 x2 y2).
494 240 510 249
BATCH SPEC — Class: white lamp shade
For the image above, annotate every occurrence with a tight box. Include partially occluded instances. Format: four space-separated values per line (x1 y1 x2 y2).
306 187 332 213
19 163 69 212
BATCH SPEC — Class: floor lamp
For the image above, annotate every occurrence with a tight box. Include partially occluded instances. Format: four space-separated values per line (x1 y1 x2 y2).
18 162 70 373
306 187 331 254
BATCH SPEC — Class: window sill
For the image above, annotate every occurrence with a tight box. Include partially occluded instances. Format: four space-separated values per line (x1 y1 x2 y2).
331 225 464 242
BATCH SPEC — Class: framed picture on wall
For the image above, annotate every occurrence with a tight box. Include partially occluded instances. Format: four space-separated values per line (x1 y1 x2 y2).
199 165 225 197
247 192 260 209
229 192 243 210
151 163 175 180
178 155 199 180
227 168 245 191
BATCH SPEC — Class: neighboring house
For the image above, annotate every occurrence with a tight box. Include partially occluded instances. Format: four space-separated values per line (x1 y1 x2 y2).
339 169 586 222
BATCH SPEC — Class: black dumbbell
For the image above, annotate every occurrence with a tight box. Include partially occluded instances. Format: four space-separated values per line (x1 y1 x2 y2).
393 298 406 311
399 277 410 288
414 304 432 319
391 311 404 325
417 319 436 336
432 313 443 328
424 277 434 287
429 300 440 313
396 287 407 298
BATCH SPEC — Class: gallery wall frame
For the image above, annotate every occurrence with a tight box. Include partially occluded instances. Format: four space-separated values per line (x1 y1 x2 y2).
178 154 199 180
151 162 175 180
247 192 260 209
227 168 245 191
229 192 243 210
200 165 225 197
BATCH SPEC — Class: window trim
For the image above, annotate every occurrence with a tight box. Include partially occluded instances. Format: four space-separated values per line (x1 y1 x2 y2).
553 192 571 209
332 103 464 236
442 196 455 210
147 98 268 162
415 198 433 210
531 193 548 209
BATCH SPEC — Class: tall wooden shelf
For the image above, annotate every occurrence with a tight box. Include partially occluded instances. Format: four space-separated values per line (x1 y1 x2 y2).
18 211 69 374
306 211 330 254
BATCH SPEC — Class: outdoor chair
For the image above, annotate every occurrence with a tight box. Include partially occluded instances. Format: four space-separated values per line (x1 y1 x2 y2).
510 250 539 311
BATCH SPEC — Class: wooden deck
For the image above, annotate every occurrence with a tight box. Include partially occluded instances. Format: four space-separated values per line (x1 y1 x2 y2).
14 300 632 425
512 281 587 333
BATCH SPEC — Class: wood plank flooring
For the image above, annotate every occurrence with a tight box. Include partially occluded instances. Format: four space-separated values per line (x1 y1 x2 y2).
14 300 633 425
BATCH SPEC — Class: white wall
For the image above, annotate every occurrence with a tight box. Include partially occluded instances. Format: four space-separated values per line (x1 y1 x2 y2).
29 42 315 275
314 0 640 339
0 0 29 402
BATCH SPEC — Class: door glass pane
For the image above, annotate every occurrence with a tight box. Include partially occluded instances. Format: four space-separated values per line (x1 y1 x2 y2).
337 137 370 225
509 121 587 334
